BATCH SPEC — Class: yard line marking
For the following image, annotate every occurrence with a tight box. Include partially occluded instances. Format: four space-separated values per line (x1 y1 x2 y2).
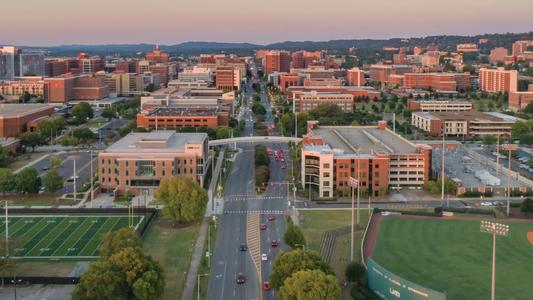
25 217 71 256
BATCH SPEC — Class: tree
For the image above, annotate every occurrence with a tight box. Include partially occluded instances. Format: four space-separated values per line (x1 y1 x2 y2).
524 102 533 114
278 269 340 300
72 229 164 300
521 198 533 213
284 221 306 249
511 120 533 140
71 102 94 124
36 116 66 139
345 261 366 284
215 127 231 140
15 168 41 194
0 148 13 168
102 108 116 121
145 83 156 92
49 156 62 169
255 145 270 166
519 133 533 146
99 227 142 257
155 176 208 226
482 135 497 146
270 249 334 289
0 169 15 195
18 131 46 152
72 127 98 143
42 169 63 192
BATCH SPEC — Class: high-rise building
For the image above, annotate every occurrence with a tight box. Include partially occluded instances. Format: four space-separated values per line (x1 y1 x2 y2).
512 40 533 56
19 51 45 76
346 68 365 86
0 46 19 80
264 50 290 74
489 47 509 64
215 66 240 90
479 68 518 93
146 45 169 63
403 72 471 92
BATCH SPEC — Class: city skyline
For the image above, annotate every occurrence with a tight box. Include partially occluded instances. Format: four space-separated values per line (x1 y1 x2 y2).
3 0 533 46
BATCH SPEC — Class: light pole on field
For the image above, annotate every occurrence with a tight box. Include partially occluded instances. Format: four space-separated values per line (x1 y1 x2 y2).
348 176 359 262
480 220 509 300
501 143 517 216
197 273 209 300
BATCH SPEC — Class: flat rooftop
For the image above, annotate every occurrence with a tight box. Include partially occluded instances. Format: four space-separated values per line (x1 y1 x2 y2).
104 131 207 153
0 104 53 118
413 111 522 122
310 126 418 155
146 107 219 117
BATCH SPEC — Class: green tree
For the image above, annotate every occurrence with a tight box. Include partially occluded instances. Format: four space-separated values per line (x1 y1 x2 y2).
102 108 116 121
36 116 66 139
519 133 533 146
42 169 63 192
58 135 79 146
145 83 156 92
15 168 41 194
49 156 62 169
18 131 46 152
254 145 270 166
0 169 15 195
71 102 94 124
252 102 267 115
345 261 366 284
99 228 142 257
482 135 497 146
278 269 340 300
284 221 306 249
155 176 208 226
521 198 533 213
0 148 13 168
72 127 98 143
270 249 334 289
511 120 533 140
524 102 533 114
215 127 231 140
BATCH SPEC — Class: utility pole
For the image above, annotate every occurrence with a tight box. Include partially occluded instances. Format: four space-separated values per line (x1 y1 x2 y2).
73 158 77 201
348 176 359 262
501 144 517 216
496 134 500 175
5 200 8 258
90 150 94 208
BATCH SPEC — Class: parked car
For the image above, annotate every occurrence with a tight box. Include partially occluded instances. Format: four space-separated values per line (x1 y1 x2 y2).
261 253 268 261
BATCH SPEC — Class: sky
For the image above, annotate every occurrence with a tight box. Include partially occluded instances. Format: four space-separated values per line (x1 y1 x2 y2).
1 0 532 46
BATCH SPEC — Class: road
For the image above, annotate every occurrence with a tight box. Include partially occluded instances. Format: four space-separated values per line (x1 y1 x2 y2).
208 67 290 299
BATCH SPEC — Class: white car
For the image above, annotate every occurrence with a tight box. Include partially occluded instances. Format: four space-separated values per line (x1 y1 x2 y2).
261 254 268 261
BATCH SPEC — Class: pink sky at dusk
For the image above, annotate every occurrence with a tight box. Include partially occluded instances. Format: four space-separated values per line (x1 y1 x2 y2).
1 0 532 46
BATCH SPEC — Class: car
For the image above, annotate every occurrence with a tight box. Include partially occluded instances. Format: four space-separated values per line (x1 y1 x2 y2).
260 223 267 230
66 176 80 182
271 240 279 248
263 281 271 291
261 253 268 261
267 214 275 221
239 244 247 251
41 166 50 171
236 273 245 284
281 163 286 170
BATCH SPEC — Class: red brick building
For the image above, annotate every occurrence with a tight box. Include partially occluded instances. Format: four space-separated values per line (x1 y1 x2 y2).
264 51 290 74
145 46 169 63
346 68 365 86
45 75 109 103
279 74 300 92
215 66 239 90
0 104 55 138
136 107 230 130
479 68 518 93
403 72 471 92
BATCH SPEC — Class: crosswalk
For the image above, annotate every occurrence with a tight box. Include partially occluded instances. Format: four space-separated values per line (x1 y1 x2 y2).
224 195 286 202
223 210 286 215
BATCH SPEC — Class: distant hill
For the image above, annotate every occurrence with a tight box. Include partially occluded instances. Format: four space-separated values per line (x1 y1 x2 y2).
20 31 533 56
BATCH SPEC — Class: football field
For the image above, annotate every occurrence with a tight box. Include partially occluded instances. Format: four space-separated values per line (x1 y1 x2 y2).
0 214 144 259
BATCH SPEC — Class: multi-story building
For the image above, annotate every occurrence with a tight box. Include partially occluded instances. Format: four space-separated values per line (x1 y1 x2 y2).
145 46 169 63
403 72 471 92
303 78 342 86
215 66 240 90
456 43 479 53
512 40 533 56
301 121 432 198
346 68 365 86
264 51 290 74
479 68 518 93
369 64 411 83
287 85 380 101
0 104 55 137
45 59 68 77
136 106 229 130
178 66 213 83
98 131 209 195
19 51 45 77
407 99 473 112
509 84 533 111
291 50 322 69
44 74 109 103
104 72 144 96
0 77 47 99
149 64 170 86
293 91 354 113
77 53 104 74
279 73 300 92
115 61 138 73
411 111 521 137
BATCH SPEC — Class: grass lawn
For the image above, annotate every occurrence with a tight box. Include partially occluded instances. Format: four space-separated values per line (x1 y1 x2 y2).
372 217 533 299
143 217 201 300
14 261 77 276
194 220 217 300
8 152 48 171
0 194 78 206
299 209 371 298
472 97 505 111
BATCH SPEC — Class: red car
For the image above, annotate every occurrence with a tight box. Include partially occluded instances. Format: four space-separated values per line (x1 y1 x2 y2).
267 214 275 221
260 223 267 230
263 281 271 291
271 240 279 248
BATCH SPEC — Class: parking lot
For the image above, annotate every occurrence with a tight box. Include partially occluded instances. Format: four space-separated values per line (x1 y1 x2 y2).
433 144 522 188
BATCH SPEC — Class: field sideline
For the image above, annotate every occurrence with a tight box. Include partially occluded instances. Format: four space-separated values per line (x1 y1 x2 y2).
371 216 533 299
1 214 144 259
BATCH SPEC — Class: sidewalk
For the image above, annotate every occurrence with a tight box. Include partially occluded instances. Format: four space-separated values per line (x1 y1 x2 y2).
181 217 209 300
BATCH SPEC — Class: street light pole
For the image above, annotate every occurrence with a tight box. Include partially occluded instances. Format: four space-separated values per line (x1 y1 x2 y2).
502 144 517 216
197 273 208 300
480 221 509 300
73 158 77 201
90 150 94 208
348 176 359 262
4 200 8 258
207 222 211 268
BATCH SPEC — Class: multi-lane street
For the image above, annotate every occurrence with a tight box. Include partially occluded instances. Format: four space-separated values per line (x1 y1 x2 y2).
208 70 290 299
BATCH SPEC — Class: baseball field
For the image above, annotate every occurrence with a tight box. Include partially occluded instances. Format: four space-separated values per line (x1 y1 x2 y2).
370 216 533 299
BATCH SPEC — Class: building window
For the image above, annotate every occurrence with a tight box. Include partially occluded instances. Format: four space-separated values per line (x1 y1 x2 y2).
323 172 330 178
136 160 155 177
323 163 330 168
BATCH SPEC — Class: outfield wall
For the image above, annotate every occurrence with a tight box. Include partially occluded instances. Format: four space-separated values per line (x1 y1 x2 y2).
367 258 446 300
